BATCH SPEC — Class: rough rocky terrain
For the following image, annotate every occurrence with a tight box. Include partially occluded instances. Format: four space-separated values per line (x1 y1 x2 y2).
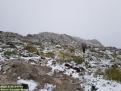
0 31 121 91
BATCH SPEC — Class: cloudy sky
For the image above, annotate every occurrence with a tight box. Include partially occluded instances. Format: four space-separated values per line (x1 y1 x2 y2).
0 0 121 48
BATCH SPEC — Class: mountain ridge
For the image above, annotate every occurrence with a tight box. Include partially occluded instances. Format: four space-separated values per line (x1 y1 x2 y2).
0 31 103 48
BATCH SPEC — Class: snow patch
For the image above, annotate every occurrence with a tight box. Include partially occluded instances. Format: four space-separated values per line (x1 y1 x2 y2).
17 79 38 91
84 75 121 91
39 83 56 91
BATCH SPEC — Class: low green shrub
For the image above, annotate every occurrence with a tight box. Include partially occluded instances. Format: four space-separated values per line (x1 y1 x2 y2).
4 51 17 57
59 51 72 61
68 47 75 53
58 51 84 64
95 68 104 76
105 67 121 82
111 53 117 58
45 52 55 58
72 56 85 64
25 45 37 53
90 48 97 53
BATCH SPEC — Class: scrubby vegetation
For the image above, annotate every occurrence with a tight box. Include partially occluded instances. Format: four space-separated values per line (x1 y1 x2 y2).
45 52 55 58
39 51 45 56
95 68 104 76
58 51 84 64
25 45 38 53
111 53 117 58
105 67 121 82
59 51 72 62
4 51 17 57
68 47 75 53
90 48 97 53
72 56 85 64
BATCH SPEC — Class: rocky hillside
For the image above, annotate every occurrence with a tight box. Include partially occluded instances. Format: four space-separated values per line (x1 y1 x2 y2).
0 31 121 91
0 31 24 43
26 32 103 47
0 31 103 48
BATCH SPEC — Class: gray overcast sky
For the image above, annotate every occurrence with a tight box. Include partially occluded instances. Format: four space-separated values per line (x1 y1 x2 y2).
0 0 121 48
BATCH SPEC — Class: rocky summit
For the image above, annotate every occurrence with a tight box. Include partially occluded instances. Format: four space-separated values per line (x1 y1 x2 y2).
0 31 121 91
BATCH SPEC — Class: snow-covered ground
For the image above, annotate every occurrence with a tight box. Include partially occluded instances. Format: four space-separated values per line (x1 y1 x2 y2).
17 79 38 91
1 44 121 91
84 75 121 91
0 53 5 61
39 83 56 91
45 57 121 91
